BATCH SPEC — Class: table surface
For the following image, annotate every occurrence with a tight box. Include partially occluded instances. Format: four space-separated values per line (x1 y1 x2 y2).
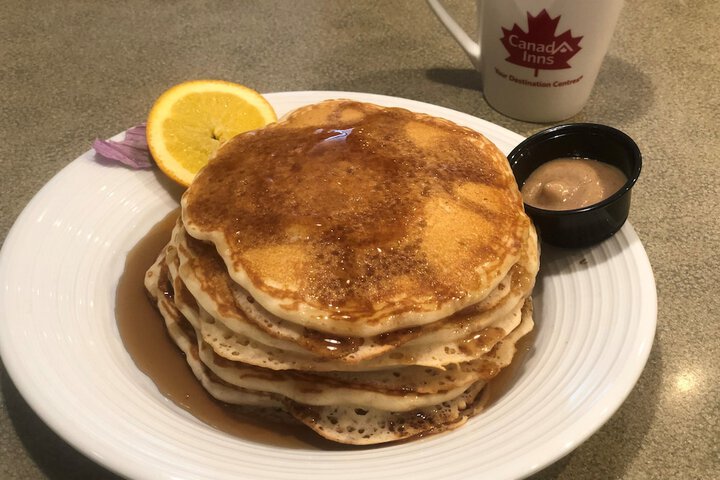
1 1 718 479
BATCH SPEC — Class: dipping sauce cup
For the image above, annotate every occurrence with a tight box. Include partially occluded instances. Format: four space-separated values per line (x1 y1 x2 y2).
508 123 642 248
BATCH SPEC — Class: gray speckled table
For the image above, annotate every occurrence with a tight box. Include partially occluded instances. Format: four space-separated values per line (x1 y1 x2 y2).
1 1 718 478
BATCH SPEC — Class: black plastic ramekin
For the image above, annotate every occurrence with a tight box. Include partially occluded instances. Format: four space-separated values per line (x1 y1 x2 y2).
508 123 642 248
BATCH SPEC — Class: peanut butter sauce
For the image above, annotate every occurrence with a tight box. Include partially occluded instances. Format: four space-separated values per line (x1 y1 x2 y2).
521 157 627 210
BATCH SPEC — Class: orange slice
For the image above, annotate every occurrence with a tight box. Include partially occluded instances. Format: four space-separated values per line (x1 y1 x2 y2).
146 80 277 186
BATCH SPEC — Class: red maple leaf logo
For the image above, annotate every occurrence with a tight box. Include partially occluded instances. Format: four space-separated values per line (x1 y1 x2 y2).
500 9 583 77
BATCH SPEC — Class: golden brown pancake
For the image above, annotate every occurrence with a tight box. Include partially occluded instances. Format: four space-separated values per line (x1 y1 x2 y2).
171 218 538 366
182 100 530 336
146 251 533 444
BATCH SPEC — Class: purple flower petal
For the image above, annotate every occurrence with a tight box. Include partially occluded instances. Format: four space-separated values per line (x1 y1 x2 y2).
93 123 153 169
121 124 149 148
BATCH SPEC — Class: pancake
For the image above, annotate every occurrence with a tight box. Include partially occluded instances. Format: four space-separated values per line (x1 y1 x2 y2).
147 258 489 444
197 301 523 370
287 304 533 445
146 251 533 443
284 379 489 445
144 251 285 409
181 99 530 336
143 99 539 445
149 249 533 406
146 251 529 420
172 218 538 365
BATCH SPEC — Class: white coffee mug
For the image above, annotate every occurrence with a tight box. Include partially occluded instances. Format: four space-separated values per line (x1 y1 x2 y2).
427 0 624 122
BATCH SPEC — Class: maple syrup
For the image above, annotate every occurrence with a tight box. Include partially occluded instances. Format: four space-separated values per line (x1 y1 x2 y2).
481 327 535 407
115 209 338 449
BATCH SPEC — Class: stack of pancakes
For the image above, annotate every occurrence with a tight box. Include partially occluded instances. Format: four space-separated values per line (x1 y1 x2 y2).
145 100 539 445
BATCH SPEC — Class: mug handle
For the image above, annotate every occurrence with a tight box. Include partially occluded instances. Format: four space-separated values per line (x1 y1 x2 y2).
426 0 482 68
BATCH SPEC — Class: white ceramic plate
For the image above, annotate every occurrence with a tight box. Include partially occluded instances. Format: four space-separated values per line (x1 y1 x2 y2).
0 91 656 480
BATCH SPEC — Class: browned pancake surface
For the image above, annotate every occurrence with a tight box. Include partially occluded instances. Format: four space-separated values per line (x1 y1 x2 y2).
182 100 529 334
